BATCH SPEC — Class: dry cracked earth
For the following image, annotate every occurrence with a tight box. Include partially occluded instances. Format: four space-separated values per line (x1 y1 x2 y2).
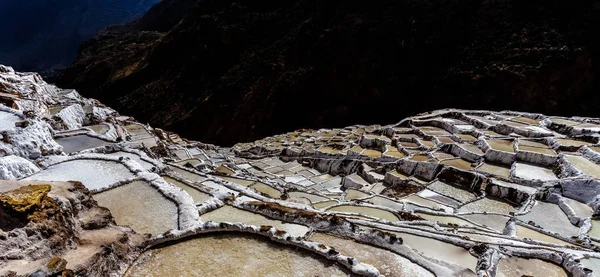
1 64 600 276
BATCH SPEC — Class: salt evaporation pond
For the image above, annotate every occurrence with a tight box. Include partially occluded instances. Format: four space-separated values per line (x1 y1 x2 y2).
581 258 600 276
518 145 557 156
458 197 517 215
458 143 484 155
326 205 399 221
418 189 462 207
363 195 404 211
200 205 308 237
86 124 109 134
556 138 589 147
441 158 473 171
513 162 557 181
415 213 474 226
94 181 178 235
215 176 255 186
56 135 112 153
107 151 155 171
0 111 20 130
563 197 593 218
23 159 135 190
168 166 207 182
201 180 238 195
403 195 454 212
588 220 600 240
515 225 574 246
162 176 211 205
383 230 478 274
344 189 371 200
124 233 349 277
516 201 580 237
487 139 515 153
462 214 509 232
427 181 477 203
174 158 203 167
496 257 568 277
565 155 600 179
477 163 511 178
310 232 435 277
313 200 338 209
249 182 281 198
288 191 329 203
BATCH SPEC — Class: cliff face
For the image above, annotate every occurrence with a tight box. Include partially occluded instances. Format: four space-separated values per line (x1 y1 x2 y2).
59 0 600 146
0 181 146 276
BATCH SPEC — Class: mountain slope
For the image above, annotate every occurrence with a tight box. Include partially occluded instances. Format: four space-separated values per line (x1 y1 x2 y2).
59 0 600 146
0 0 161 76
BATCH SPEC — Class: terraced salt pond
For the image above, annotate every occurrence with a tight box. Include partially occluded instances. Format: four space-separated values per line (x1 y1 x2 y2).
12 64 600 277
556 138 590 147
515 225 574 246
418 189 462 207
496 257 568 277
456 134 477 142
458 197 517 215
326 205 399 221
94 181 178 235
344 189 371 200
427 181 476 203
487 139 515 153
510 117 541 125
458 143 484 155
441 158 473 170
107 151 155 171
288 191 329 203
415 213 474 226
86 124 109 134
0 111 20 130
201 180 238 195
462 214 509 232
201 205 309 237
162 176 211 204
516 201 580 237
477 163 511 178
125 233 349 277
403 195 453 212
370 230 478 274
513 162 557 181
518 145 557 156
565 155 600 179
581 258 600 276
56 135 112 153
23 159 135 190
313 200 339 209
563 197 593 218
309 233 434 277
213 175 254 187
245 181 281 198
173 158 203 167
168 166 207 182
363 195 404 211
125 124 157 147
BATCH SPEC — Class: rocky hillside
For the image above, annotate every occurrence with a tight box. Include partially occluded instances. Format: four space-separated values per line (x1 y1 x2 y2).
0 0 160 76
59 0 600 146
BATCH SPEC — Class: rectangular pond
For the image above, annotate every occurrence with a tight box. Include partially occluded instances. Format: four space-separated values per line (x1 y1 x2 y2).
124 233 349 277
94 181 178 235
56 135 112 154
23 159 135 191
